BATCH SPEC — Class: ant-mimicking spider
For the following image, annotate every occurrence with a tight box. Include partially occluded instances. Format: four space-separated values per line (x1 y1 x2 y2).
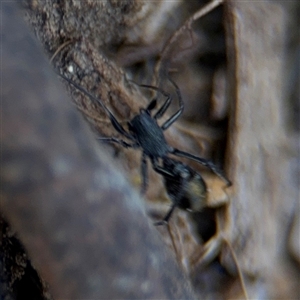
59 72 247 296
59 73 231 194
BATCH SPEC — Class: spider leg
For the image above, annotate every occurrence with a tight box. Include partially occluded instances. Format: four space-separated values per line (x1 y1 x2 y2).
59 73 134 140
108 115 134 141
140 152 148 194
170 148 232 186
151 159 174 177
161 77 184 130
154 92 171 120
151 158 187 225
154 204 177 226
146 99 158 111
97 137 138 149
139 84 172 119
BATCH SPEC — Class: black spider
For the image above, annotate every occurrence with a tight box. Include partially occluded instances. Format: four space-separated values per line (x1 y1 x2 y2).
153 158 208 225
59 73 231 193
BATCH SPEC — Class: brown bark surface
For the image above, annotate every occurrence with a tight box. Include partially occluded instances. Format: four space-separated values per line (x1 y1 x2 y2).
224 1 300 298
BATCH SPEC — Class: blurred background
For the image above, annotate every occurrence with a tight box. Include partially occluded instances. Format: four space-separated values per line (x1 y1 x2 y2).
1 1 299 299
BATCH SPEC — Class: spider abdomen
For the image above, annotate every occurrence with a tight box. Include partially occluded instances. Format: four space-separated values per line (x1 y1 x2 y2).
162 159 207 212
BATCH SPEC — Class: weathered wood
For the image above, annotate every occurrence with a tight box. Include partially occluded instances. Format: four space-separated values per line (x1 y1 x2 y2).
224 1 299 298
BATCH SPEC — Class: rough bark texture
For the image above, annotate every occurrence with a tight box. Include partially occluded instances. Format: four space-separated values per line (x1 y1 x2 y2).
1 3 196 299
1 0 299 299
224 2 300 298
